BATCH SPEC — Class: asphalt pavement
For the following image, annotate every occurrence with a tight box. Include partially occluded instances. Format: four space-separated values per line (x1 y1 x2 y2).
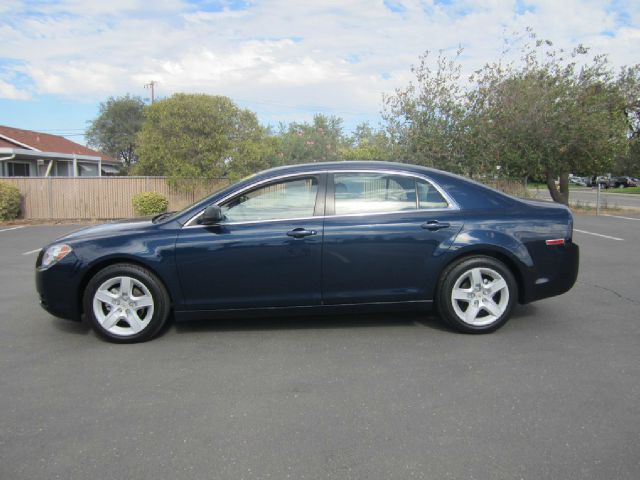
1 216 639 480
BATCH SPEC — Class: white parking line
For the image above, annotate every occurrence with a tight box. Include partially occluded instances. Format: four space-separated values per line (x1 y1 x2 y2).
22 249 41 256
601 214 640 222
574 229 624 241
0 226 25 233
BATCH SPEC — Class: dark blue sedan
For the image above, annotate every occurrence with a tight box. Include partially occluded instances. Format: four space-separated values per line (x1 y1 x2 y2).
36 161 579 343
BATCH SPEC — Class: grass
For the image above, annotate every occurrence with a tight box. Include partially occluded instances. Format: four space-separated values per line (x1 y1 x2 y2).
527 183 589 190
571 201 622 214
615 186 640 194
570 200 640 214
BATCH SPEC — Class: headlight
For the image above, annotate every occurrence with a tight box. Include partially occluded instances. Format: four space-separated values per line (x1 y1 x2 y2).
41 244 73 268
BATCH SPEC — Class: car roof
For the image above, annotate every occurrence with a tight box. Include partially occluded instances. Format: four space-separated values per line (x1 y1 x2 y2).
256 160 438 176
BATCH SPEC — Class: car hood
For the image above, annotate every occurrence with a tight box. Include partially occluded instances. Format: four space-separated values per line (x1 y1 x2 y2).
56 217 155 242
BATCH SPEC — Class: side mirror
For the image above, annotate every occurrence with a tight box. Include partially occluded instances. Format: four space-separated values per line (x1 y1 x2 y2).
200 205 224 225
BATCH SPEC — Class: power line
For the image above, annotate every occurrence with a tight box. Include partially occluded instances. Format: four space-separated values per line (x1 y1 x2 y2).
144 80 157 103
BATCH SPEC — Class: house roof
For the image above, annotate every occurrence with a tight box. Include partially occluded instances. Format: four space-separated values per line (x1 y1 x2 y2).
0 137 18 148
0 125 116 163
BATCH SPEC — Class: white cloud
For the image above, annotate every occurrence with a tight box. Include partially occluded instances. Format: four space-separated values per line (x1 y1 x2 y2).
0 0 638 127
0 78 31 100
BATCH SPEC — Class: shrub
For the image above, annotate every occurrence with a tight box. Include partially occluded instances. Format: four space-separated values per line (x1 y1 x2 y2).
0 181 21 221
132 191 168 216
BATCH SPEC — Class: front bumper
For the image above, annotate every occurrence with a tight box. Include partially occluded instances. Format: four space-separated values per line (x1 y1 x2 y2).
35 254 83 321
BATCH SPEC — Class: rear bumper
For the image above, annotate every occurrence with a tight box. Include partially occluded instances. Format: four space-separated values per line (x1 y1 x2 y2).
522 243 579 303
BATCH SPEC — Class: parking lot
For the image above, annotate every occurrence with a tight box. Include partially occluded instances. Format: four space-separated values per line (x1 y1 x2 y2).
1 215 639 480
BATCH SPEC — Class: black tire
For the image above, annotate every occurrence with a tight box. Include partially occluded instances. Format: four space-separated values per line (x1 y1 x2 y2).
437 256 518 334
83 263 171 343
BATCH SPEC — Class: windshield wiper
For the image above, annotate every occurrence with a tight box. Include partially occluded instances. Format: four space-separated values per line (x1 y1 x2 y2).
152 211 177 223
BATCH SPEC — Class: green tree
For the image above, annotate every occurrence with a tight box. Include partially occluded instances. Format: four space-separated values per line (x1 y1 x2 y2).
612 65 640 176
340 122 392 160
383 49 469 174
134 93 269 180
86 95 145 172
383 32 639 204
273 114 346 165
469 36 633 204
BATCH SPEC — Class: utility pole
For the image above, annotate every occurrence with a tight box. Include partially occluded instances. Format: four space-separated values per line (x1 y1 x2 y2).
144 80 157 104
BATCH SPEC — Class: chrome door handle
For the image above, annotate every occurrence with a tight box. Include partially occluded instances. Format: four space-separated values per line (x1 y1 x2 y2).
421 221 450 231
287 228 317 238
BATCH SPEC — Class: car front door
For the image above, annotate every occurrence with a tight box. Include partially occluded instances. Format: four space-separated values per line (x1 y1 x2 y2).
175 174 326 310
322 171 463 305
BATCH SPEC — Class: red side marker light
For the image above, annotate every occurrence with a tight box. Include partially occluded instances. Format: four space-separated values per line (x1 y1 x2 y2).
545 239 565 246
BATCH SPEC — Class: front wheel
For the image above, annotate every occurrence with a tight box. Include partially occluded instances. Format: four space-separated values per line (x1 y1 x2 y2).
437 256 517 333
83 264 170 343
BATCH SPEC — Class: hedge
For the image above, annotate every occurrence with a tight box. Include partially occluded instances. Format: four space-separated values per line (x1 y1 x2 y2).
132 191 169 216
0 181 21 221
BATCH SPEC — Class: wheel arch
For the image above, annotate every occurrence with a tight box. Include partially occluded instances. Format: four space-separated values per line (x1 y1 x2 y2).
77 257 176 318
438 246 527 304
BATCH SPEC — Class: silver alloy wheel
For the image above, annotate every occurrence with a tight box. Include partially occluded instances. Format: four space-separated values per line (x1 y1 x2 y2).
450 267 509 327
92 276 155 336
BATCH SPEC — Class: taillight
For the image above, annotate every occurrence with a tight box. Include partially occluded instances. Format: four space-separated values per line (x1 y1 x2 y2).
545 239 565 246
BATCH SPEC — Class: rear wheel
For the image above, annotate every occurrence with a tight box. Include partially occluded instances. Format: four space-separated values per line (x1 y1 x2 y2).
437 256 517 333
83 264 170 343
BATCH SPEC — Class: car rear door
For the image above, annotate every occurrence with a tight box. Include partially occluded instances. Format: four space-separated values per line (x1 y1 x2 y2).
175 173 326 310
321 171 463 305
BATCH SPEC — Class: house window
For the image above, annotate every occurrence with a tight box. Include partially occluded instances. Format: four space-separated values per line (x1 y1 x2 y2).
7 162 30 177
78 164 98 176
56 161 70 177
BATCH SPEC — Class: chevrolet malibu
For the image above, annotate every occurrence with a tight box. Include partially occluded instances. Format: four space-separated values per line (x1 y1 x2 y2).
36 161 579 343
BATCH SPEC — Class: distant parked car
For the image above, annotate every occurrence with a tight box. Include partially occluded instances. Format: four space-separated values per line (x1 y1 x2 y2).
593 176 611 188
35 161 579 343
569 176 589 187
610 176 639 188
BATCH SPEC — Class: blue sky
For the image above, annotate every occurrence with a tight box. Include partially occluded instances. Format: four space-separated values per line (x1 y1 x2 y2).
1 0 639 143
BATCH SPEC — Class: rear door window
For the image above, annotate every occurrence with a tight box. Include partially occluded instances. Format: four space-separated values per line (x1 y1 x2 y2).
333 173 448 215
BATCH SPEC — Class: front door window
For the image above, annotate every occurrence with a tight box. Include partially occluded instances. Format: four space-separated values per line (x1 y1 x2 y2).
221 177 319 223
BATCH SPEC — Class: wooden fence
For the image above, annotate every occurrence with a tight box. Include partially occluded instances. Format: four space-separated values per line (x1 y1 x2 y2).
3 177 230 220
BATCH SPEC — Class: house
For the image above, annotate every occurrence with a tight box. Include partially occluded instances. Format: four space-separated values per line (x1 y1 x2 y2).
0 125 120 177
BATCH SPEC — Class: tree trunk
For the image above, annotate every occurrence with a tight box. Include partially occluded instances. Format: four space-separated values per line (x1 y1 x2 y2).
558 172 569 205
545 171 569 205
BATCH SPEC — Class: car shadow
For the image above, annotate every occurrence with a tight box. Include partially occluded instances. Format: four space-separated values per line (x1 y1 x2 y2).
51 316 92 335
171 304 540 336
48 305 538 339
172 310 451 335
510 303 539 321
